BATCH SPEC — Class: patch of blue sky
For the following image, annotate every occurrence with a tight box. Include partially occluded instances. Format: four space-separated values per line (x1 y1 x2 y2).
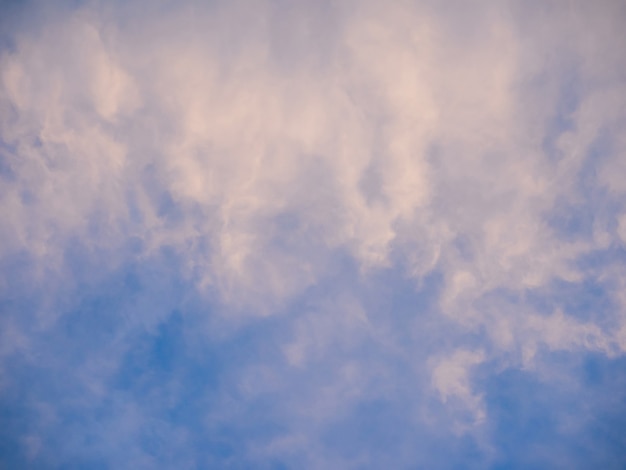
2 257 626 468
524 276 617 325
482 352 626 470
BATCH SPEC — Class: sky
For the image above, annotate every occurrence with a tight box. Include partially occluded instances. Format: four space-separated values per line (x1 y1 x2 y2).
1 0 626 468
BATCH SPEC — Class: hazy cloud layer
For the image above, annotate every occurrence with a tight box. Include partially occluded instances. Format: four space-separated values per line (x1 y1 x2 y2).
1 0 626 468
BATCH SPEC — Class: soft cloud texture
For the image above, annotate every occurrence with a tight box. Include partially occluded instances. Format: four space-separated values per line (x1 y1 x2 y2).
1 0 626 468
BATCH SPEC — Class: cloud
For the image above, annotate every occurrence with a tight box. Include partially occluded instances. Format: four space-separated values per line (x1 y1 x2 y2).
1 0 626 467
431 349 486 426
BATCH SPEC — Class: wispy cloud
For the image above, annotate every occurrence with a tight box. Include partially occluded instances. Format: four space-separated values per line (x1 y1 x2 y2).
1 0 626 467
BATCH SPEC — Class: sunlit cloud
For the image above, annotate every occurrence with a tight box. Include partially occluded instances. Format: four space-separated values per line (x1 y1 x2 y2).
1 0 626 467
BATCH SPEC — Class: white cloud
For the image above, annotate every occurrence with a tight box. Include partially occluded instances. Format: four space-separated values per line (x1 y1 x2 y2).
1 1 626 453
431 349 486 426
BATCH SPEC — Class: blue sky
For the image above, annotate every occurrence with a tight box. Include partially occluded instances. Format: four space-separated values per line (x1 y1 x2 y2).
1 0 626 468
